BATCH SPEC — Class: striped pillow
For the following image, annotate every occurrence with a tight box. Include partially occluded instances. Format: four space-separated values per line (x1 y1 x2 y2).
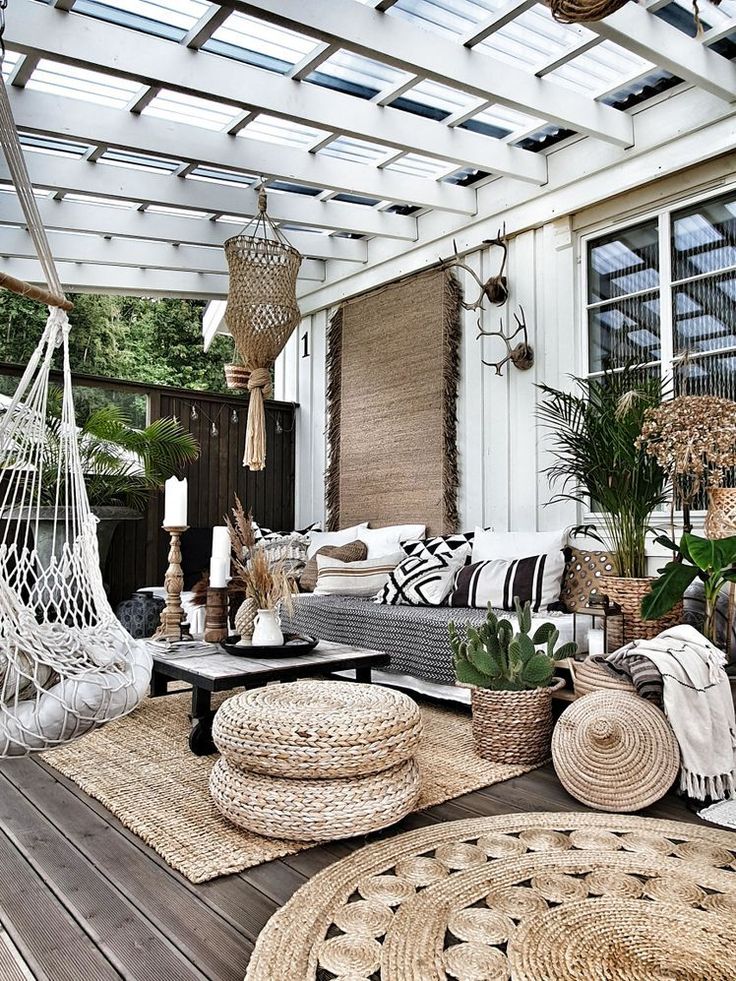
377 552 465 606
314 551 404 598
449 554 565 612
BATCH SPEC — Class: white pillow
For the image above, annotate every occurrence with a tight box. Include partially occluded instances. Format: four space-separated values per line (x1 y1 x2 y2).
361 524 426 559
472 528 566 563
307 523 369 559
314 551 404 597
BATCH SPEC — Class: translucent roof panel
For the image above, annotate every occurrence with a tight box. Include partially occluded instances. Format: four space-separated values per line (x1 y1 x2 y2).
69 0 209 41
99 148 180 173
306 50 410 100
1 50 20 82
238 114 330 151
385 153 453 179
405 79 481 118
0 182 55 200
65 192 140 209
142 89 243 131
318 136 391 167
385 0 499 39
27 60 145 109
203 11 321 73
468 104 543 139
19 133 91 159
186 167 258 187
147 204 211 219
476 4 591 70
548 39 653 95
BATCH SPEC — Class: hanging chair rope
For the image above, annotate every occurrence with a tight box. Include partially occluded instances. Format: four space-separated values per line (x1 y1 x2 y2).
224 184 302 471
0 63 151 754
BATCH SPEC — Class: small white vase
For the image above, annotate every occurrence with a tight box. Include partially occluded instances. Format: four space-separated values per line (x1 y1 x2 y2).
252 608 284 647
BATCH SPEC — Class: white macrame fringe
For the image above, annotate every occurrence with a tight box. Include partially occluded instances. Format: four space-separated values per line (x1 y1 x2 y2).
680 767 736 801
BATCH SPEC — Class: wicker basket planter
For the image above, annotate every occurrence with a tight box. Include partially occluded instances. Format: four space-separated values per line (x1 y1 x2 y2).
224 363 250 390
602 575 683 650
705 487 736 540
470 679 564 766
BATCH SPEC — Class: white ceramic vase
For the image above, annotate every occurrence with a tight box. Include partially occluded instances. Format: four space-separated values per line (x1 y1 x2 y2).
252 608 284 647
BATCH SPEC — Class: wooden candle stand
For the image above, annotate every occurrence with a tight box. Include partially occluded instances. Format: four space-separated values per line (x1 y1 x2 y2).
159 525 189 642
204 586 229 643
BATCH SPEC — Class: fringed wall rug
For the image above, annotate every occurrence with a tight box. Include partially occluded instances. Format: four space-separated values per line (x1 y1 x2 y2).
245 811 736 980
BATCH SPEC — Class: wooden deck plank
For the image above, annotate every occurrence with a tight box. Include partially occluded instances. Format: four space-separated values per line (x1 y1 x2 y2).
0 929 35 981
0 823 122 981
0 771 212 981
5 760 250 981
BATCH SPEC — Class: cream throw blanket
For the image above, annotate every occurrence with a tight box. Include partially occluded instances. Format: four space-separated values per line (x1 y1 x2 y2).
616 625 736 800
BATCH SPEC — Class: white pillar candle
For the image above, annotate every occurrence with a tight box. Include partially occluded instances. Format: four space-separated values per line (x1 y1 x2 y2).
209 556 229 589
211 526 231 560
163 476 188 528
587 628 605 657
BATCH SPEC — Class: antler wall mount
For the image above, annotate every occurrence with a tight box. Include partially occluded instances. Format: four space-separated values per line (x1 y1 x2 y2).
439 224 509 311
477 305 534 376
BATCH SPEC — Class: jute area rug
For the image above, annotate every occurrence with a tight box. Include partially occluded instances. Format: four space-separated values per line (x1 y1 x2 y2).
244 811 736 981
41 691 532 884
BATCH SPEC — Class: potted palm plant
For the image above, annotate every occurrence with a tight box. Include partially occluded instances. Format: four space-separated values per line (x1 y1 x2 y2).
537 367 680 647
450 599 576 765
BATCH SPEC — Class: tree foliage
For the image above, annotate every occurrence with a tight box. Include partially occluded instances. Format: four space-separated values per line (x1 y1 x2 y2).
0 291 233 396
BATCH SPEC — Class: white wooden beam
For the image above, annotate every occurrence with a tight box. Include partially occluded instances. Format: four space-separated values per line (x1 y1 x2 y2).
184 5 232 49
0 226 325 279
0 195 369 261
289 42 338 81
5 0 547 184
588 3 736 102
7 85 478 215
7 53 38 87
460 0 537 47
225 0 633 145
0 257 233 299
0 149 416 240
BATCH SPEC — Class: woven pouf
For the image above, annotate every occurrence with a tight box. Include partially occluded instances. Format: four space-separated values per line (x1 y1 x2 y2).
552 691 680 812
210 755 421 840
573 658 636 698
212 679 422 777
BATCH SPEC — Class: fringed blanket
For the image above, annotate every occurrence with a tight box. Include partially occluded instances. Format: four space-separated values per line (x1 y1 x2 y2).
611 625 736 801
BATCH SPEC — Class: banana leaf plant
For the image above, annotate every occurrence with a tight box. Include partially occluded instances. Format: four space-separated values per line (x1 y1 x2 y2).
641 533 736 647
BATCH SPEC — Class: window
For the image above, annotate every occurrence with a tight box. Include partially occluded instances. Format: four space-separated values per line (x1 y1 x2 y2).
585 188 736 403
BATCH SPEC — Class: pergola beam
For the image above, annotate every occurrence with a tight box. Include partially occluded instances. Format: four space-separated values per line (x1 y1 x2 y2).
7 86 477 215
0 196 369 261
587 3 736 102
5 0 547 184
0 226 326 280
0 257 234 300
460 0 537 46
225 0 633 146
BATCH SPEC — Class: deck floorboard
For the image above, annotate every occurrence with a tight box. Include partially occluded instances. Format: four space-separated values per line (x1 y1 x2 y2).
0 749 705 981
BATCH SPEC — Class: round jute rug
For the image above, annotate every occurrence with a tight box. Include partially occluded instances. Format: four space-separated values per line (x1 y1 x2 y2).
245 811 736 981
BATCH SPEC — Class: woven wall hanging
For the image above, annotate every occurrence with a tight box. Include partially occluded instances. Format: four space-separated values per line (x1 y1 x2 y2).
224 187 302 471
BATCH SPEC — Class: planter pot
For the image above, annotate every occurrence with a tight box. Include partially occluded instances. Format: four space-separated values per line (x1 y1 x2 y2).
470 678 564 766
705 488 736 540
224 364 250 391
603 575 683 651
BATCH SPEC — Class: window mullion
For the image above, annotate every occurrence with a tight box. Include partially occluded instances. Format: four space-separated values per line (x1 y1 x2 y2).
658 209 675 395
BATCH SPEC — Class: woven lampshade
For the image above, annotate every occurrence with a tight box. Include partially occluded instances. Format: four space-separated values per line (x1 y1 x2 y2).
223 187 302 470
552 691 679 812
704 487 736 540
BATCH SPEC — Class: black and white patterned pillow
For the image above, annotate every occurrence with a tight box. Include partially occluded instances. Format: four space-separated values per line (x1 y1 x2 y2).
402 533 474 563
450 554 564 612
376 552 465 607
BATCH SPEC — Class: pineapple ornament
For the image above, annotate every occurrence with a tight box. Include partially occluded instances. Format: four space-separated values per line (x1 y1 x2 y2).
234 597 258 643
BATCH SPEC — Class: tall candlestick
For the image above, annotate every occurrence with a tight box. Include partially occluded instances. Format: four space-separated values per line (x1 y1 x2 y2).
158 524 189 642
211 526 231 560
587 628 605 657
163 476 188 528
210 556 229 589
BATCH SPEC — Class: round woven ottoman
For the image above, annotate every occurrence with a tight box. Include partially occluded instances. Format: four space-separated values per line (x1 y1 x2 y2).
210 680 423 840
212 680 422 777
210 756 421 840
552 691 680 812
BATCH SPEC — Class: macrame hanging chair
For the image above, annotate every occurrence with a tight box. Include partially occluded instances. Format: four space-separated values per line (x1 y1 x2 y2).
223 186 302 471
0 70 151 757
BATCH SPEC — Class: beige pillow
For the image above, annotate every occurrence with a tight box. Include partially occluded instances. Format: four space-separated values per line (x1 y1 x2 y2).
300 540 368 593
314 551 404 598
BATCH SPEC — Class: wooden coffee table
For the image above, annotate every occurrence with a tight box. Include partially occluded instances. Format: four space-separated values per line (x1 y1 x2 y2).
150 640 389 755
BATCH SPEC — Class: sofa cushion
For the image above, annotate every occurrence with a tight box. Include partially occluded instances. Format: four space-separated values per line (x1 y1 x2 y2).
377 552 465 607
314 551 404 598
300 540 368 593
402 533 474 563
450 554 566 612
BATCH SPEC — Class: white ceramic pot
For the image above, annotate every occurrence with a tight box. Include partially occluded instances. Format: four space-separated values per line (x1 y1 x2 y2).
252 608 284 647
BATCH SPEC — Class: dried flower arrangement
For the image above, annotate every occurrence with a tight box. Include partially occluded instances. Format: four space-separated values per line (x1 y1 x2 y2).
226 495 294 615
636 395 736 530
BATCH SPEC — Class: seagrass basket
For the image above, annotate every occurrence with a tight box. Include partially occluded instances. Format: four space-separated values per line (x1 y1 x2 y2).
603 576 683 650
470 678 564 766
705 487 736 540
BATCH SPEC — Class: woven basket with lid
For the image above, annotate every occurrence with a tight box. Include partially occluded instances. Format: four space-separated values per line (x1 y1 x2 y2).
470 679 564 766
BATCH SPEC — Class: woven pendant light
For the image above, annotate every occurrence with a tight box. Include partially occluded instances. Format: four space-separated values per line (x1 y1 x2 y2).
224 186 302 470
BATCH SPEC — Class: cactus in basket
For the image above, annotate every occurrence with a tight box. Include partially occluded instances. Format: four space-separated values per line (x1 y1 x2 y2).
450 598 577 692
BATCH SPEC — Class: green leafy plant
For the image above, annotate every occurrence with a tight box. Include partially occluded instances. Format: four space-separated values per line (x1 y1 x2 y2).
537 367 668 579
642 533 736 646
449 599 577 692
38 394 199 511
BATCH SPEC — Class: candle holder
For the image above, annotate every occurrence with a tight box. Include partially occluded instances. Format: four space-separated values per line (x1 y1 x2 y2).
158 525 189 642
204 586 229 643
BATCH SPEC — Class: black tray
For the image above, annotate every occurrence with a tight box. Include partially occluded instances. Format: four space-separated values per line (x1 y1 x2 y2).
219 633 319 658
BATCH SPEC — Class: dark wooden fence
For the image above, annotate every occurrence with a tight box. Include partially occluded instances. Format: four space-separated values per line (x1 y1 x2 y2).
0 364 297 605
